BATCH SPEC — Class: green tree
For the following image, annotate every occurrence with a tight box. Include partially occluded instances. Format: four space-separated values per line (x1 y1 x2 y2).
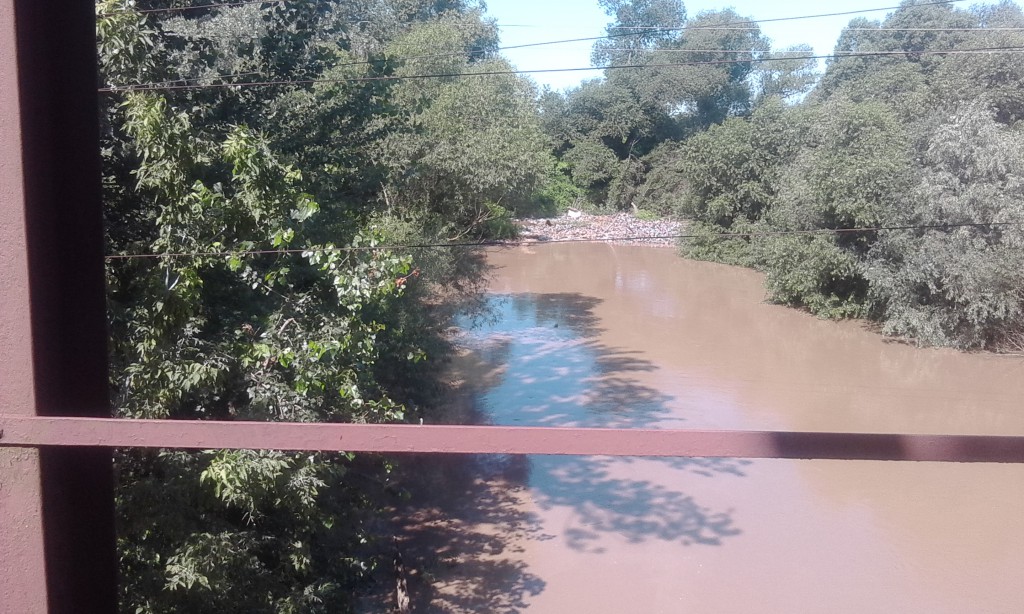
377 15 550 236
592 0 687 66
541 78 654 207
97 1 544 611
754 45 818 102
756 98 915 318
866 102 1024 349
595 0 1024 348
544 6 775 210
675 98 807 264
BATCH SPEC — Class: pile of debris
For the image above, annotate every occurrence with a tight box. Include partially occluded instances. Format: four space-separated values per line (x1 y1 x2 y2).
515 211 682 247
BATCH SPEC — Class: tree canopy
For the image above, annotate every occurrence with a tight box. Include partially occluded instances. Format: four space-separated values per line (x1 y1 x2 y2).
98 0 549 610
652 0 1024 350
100 0 1024 609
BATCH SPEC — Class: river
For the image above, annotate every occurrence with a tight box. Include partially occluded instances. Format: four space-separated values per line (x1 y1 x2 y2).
407 243 1024 613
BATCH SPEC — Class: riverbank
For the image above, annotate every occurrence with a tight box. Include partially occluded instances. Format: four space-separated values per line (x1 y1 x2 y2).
516 212 682 247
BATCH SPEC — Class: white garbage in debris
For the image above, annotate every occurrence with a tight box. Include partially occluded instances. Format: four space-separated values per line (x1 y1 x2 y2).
515 212 683 247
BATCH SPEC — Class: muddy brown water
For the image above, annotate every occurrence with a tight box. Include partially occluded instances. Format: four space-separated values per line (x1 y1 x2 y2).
409 243 1024 614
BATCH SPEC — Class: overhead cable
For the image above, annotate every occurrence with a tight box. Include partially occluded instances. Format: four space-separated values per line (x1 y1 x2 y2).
102 0 970 50
103 0 963 21
464 1 970 53
843 26 1024 31
687 0 966 27
100 0 987 90
98 46 1024 92
114 26 1024 89
113 47 840 88
125 37 1023 88
614 26 1024 32
103 222 1022 260
99 0 285 16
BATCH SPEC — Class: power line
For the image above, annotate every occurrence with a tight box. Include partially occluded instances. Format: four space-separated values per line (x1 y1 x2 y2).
103 222 1021 260
695 0 967 27
98 46 1024 92
112 32 1023 88
102 0 963 19
100 0 992 90
99 0 285 16
845 27 1024 31
485 0 969 53
102 1 974 56
110 43 820 90
116 48 824 88
109 30 1024 89
615 26 1024 32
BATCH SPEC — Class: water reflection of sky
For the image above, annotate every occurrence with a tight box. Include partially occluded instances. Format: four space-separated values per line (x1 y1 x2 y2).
461 294 676 429
453 247 1024 613
456 294 748 553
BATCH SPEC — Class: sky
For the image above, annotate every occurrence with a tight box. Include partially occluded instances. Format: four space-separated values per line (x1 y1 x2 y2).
481 0 979 90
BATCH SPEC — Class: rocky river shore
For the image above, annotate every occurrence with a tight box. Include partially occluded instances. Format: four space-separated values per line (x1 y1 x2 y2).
514 212 682 247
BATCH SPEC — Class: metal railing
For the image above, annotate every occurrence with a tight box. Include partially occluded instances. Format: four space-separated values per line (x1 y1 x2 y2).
3 2 1024 611
5 415 1024 463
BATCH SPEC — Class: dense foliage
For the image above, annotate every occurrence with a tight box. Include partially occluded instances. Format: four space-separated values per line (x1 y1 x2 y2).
98 0 550 611
679 0 1024 350
544 0 1024 350
539 1 816 211
102 0 1024 610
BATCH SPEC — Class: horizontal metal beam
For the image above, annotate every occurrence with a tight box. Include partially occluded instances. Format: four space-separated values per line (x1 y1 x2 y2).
2 416 1024 463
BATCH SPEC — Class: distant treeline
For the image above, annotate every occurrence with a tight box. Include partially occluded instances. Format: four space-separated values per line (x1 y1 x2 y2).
540 0 1024 351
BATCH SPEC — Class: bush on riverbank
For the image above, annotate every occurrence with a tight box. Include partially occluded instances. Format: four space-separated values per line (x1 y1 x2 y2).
667 2 1024 351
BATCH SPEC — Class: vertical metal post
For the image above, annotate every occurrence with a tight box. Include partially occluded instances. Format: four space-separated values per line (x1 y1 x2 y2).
0 1 117 612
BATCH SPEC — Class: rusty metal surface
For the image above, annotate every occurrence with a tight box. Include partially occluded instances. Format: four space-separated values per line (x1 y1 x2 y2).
0 1 116 611
0 0 48 610
4 416 1024 463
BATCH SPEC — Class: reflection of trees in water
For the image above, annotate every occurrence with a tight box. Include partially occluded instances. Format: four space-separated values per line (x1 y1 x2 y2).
392 293 747 612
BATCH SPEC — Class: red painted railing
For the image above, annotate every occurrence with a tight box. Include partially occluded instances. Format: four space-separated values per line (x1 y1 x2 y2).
4 415 1024 463
4 2 1024 611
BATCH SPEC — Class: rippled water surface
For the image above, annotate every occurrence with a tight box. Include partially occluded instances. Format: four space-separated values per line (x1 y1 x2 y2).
425 243 1024 613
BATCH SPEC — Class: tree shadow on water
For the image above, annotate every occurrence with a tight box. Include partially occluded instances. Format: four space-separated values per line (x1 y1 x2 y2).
472 294 754 474
386 292 749 611
474 293 749 538
470 294 671 429
529 455 742 555
381 454 549 614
